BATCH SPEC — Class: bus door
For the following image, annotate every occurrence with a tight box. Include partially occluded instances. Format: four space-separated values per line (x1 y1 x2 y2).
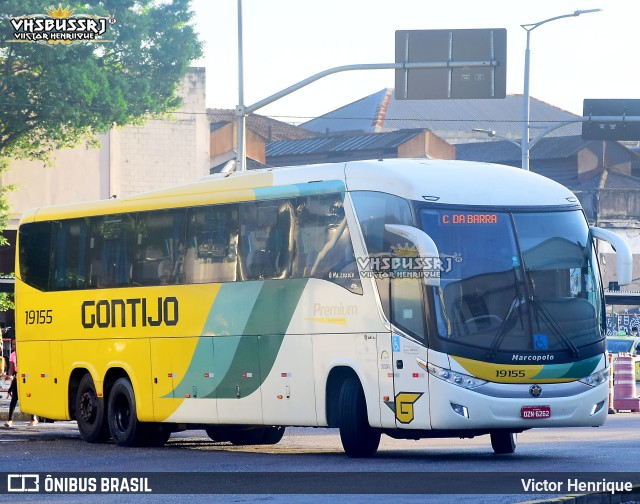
388 270 431 429
391 333 430 429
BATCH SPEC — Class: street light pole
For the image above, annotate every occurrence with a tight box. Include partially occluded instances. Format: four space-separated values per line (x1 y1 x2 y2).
520 9 601 171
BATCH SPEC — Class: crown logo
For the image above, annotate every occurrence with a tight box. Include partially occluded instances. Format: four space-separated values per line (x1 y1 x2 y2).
46 4 75 18
391 243 419 257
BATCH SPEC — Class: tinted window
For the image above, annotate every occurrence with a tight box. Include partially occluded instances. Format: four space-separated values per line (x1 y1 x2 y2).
19 193 362 294
51 219 89 290
19 221 52 291
297 194 361 293
185 204 239 283
88 214 134 288
135 209 186 285
350 191 413 254
239 199 294 281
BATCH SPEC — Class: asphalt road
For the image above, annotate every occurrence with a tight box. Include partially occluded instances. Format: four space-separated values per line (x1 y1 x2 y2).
0 411 639 503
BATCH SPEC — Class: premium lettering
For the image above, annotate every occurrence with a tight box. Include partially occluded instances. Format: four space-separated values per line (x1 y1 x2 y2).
81 297 179 328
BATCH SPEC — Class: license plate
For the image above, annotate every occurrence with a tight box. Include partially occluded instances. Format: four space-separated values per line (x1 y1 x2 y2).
521 405 551 419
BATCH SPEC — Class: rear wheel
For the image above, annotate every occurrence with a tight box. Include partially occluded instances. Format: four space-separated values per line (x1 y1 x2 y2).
206 426 284 445
140 423 171 447
338 377 380 458
107 377 147 447
228 427 267 445
261 426 285 445
76 373 110 443
490 431 517 454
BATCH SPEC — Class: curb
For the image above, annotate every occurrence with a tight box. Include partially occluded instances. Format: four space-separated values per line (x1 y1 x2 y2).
0 395 33 421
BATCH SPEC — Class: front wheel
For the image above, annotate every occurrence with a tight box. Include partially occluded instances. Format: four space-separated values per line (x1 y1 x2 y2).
338 377 380 458
490 431 517 454
76 373 110 443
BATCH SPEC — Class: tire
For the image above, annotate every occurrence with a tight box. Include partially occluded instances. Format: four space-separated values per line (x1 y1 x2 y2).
490 431 517 454
140 423 171 447
76 373 110 443
107 377 147 447
205 427 231 443
338 377 380 458
261 426 285 445
228 427 266 445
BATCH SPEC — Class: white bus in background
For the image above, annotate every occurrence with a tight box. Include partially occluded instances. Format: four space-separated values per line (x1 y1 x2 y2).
16 158 631 457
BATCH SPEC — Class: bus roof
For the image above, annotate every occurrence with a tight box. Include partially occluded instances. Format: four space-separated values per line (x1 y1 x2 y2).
20 158 579 223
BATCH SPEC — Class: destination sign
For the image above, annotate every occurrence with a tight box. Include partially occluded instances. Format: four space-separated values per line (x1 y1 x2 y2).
440 213 499 225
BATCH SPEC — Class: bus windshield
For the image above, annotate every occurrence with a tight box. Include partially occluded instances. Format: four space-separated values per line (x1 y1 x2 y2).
419 208 604 362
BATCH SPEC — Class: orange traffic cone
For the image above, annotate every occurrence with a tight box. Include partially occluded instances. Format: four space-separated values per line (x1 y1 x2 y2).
613 353 640 412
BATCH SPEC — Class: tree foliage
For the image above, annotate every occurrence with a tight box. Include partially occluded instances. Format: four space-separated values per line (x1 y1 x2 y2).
0 0 202 310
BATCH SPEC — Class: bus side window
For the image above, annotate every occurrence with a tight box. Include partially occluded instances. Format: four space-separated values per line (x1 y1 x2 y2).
239 199 294 281
351 191 414 312
297 194 362 294
88 214 134 289
51 219 89 290
391 276 427 341
19 221 53 292
134 210 186 286
350 191 413 255
184 204 238 283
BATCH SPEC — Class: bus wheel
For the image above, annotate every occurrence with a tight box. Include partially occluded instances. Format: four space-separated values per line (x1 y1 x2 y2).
228 427 266 445
338 378 380 458
107 377 146 447
490 431 517 454
261 426 285 445
76 373 110 443
141 423 171 447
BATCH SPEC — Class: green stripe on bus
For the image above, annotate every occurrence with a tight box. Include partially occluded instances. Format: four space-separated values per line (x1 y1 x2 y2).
169 279 308 399
531 355 600 380
214 279 308 398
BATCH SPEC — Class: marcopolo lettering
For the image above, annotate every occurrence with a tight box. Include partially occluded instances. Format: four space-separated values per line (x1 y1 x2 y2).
81 297 179 329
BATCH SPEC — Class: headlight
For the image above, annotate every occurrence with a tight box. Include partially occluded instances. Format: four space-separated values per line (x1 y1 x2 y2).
422 360 487 390
578 367 610 387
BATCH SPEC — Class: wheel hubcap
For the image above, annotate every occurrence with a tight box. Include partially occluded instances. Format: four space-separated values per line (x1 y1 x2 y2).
79 392 96 423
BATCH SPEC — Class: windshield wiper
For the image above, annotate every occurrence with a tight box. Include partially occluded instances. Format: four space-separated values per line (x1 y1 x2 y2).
486 294 525 359
530 296 581 359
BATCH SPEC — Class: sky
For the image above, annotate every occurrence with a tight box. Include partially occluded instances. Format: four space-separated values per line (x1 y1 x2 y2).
190 0 639 124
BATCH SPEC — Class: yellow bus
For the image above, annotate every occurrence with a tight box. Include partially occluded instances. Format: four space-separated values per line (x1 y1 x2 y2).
15 159 631 456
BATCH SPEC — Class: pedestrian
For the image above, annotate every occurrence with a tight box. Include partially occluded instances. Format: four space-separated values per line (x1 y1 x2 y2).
3 338 38 427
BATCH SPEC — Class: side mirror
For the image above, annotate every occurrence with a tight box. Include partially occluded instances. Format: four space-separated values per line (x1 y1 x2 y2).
384 224 441 287
590 226 633 286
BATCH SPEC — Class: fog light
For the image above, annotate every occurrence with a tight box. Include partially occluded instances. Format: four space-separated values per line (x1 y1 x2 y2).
450 403 469 418
591 400 605 416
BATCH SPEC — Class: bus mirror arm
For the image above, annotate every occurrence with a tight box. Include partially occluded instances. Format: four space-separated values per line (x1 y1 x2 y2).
384 224 441 287
590 226 633 286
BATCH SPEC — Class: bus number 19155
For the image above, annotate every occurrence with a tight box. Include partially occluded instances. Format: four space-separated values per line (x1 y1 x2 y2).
25 309 53 325
496 369 525 378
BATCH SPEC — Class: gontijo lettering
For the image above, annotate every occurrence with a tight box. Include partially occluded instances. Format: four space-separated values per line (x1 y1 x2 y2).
81 297 178 328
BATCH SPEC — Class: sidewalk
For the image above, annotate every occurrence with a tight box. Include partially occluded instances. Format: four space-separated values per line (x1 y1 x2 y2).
0 387 32 422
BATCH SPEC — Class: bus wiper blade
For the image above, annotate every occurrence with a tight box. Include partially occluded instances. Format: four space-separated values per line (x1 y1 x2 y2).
486 295 522 359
